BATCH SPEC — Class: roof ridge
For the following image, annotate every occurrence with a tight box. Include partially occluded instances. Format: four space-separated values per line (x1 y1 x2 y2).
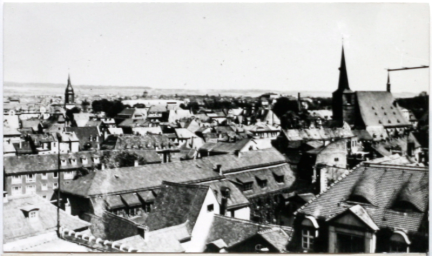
294 162 364 216
214 214 289 230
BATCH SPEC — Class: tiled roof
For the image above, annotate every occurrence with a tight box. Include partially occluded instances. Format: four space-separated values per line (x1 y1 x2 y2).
3 194 90 243
356 91 411 127
206 215 293 251
101 134 172 150
115 225 186 252
207 180 250 209
225 164 296 198
65 127 101 149
4 152 99 175
199 139 252 154
28 134 58 145
174 128 196 139
145 182 209 231
118 118 151 128
84 120 103 127
282 127 354 142
296 163 428 233
60 148 287 197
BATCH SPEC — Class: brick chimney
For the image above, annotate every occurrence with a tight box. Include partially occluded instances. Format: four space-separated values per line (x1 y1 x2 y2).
220 187 230 216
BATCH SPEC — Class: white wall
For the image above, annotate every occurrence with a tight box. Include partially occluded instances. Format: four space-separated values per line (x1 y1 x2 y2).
232 206 250 220
183 189 219 252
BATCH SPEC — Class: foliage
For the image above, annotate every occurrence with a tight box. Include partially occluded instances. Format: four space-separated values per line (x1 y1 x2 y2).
65 107 81 122
92 99 127 118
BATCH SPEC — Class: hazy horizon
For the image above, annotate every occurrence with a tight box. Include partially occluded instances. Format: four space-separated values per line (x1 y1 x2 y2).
4 3 429 94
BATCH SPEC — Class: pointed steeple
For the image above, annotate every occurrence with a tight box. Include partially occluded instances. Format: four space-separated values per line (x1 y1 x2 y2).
65 74 75 105
386 72 391 92
66 74 74 93
337 47 351 92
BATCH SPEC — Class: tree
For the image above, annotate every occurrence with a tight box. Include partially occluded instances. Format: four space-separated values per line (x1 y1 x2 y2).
92 99 127 118
272 97 299 117
65 107 81 123
101 150 147 169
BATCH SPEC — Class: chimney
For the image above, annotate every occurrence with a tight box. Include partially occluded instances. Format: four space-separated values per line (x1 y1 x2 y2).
235 150 241 158
138 225 149 241
220 187 230 216
3 191 8 203
386 73 391 93
134 160 139 167
101 164 105 170
297 92 302 112
214 164 223 175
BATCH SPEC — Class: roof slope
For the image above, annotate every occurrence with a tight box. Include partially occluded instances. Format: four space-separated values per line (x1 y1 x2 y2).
207 215 293 250
61 148 286 197
356 91 411 127
4 194 90 243
297 164 428 233
145 182 209 231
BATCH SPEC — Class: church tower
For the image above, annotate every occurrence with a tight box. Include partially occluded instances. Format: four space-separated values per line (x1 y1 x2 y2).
65 74 75 106
332 47 356 127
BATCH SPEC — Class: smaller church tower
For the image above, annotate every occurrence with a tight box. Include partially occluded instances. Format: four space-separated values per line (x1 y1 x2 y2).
65 74 75 106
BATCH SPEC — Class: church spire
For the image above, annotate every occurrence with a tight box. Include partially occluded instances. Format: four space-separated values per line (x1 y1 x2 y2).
65 74 75 105
337 46 351 92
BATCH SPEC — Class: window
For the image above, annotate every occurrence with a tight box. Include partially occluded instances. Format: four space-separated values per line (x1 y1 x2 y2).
26 185 36 195
29 211 37 219
12 186 22 196
60 159 67 166
70 158 77 166
41 172 47 180
53 172 58 178
207 204 214 212
275 175 284 184
302 229 314 250
334 158 339 162
42 195 47 199
26 174 36 183
53 183 58 189
64 171 74 180
258 179 268 188
242 182 253 192
41 183 48 191
11 175 21 184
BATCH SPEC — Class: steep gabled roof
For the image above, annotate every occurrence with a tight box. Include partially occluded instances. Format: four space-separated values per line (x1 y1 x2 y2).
145 182 210 231
297 164 428 233
356 91 411 128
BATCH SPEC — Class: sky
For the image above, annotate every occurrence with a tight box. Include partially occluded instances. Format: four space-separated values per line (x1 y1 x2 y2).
4 3 430 94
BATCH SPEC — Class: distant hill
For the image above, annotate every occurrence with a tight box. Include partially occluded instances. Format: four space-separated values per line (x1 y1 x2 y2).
3 81 417 99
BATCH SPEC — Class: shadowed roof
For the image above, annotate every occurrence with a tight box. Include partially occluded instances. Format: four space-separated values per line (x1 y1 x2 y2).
297 164 428 233
145 182 209 231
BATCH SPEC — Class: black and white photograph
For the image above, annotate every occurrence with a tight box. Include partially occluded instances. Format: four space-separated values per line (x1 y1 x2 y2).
2 2 429 253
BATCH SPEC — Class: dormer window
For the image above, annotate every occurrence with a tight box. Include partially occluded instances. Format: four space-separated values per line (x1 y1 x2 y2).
26 174 36 183
237 177 254 192
348 175 376 205
256 175 268 188
21 205 39 220
93 156 100 164
81 157 88 165
11 175 22 184
389 231 411 252
273 170 285 184
60 159 67 167
70 158 77 166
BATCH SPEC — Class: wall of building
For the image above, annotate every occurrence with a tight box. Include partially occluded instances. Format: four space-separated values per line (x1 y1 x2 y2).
183 189 219 252
230 206 250 220
6 171 76 200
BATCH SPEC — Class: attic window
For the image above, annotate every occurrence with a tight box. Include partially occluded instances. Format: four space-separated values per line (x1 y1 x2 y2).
384 112 387 115
371 107 375 110
375 113 378 116
256 175 268 188
388 120 391 124
60 159 67 166
393 112 396 115
381 107 384 110
397 120 400 123
70 158 77 165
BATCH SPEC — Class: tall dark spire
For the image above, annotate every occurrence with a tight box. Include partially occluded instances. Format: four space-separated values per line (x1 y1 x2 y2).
337 47 351 92
386 72 391 92
65 74 75 105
